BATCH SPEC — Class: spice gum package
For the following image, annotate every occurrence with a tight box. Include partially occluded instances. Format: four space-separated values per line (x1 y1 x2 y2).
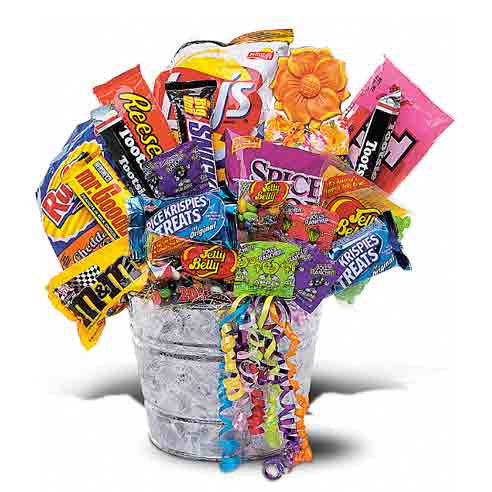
225 129 342 204
154 29 294 181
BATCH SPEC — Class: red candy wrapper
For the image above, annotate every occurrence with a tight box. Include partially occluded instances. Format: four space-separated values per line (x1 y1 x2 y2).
345 57 453 194
93 65 176 160
278 203 338 252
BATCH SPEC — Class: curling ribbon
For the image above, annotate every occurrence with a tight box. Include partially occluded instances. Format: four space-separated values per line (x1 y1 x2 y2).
246 296 277 434
264 383 282 449
218 362 241 472
247 296 272 365
233 304 257 432
217 296 251 472
257 296 277 363
270 302 312 464
248 388 266 435
263 440 300 480
219 296 251 402
276 376 298 442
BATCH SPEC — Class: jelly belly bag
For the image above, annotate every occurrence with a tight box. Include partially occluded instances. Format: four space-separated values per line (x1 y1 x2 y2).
36 120 117 269
153 28 294 181
321 164 411 240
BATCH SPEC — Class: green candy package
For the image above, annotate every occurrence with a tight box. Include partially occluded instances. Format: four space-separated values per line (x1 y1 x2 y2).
233 241 300 298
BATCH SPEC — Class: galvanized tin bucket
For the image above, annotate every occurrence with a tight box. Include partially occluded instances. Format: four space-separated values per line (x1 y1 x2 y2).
129 297 321 461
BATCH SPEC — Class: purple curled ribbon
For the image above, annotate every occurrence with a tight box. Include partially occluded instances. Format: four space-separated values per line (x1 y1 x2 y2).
263 440 301 480
217 299 251 472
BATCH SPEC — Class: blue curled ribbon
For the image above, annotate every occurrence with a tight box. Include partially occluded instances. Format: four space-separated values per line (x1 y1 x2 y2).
217 298 251 473
218 363 241 472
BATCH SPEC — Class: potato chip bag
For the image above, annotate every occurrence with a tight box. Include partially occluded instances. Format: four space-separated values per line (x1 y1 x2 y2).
153 29 294 181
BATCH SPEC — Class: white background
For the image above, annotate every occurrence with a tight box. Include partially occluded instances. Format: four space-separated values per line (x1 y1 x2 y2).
2 9 468 492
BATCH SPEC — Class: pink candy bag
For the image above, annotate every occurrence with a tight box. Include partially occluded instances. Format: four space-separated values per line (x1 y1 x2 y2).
345 57 453 194
225 129 341 205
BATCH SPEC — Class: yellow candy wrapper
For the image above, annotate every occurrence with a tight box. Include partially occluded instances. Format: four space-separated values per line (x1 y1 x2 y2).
47 237 148 349
63 152 131 241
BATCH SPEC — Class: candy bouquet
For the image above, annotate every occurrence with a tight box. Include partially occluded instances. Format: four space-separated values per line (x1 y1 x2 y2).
37 29 453 480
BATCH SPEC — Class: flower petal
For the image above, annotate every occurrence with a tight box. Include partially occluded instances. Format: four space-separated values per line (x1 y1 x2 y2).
283 92 311 124
336 61 348 92
307 87 341 121
337 87 350 102
287 49 319 78
314 58 343 91
317 48 333 60
272 70 301 101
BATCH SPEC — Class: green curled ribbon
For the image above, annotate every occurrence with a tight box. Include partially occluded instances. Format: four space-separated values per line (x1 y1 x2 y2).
264 383 282 449
247 296 275 365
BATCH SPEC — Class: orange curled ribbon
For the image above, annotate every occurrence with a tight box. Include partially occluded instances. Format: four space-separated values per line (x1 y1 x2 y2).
269 302 312 463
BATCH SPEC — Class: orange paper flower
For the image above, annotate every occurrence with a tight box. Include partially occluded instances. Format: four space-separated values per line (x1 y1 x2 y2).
270 48 349 125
